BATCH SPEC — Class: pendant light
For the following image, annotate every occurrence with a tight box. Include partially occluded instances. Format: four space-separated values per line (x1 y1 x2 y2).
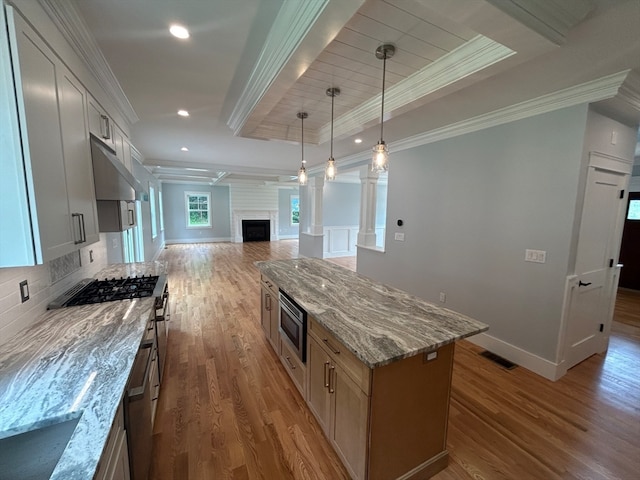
372 44 395 173
297 111 308 185
325 87 340 181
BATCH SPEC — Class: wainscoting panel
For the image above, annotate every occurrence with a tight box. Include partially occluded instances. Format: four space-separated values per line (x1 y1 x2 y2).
323 226 358 258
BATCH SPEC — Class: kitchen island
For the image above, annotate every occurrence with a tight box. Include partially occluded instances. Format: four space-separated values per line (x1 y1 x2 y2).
0 262 165 480
256 258 488 480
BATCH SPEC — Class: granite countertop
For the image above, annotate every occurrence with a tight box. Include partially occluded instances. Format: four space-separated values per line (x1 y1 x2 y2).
256 258 488 368
0 261 165 480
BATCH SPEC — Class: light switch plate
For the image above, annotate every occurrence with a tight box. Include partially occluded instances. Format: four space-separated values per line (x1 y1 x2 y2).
394 232 405 241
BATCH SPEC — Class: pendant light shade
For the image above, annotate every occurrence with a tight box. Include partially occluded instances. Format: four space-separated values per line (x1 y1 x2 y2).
372 44 395 173
325 87 340 181
297 112 308 185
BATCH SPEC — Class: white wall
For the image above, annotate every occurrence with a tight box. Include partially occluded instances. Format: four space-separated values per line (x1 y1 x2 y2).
229 184 278 211
358 104 591 365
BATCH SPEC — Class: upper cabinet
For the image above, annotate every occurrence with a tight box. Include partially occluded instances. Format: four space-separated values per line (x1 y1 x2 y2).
0 6 98 266
88 95 116 150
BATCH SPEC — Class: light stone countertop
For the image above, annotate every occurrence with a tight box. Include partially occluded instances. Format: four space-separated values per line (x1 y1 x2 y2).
256 258 488 368
0 261 165 480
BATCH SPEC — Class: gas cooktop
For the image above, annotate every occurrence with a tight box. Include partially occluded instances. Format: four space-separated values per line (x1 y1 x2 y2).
48 275 161 309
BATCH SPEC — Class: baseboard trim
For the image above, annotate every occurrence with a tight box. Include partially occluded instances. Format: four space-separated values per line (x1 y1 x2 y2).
468 333 564 381
165 237 232 245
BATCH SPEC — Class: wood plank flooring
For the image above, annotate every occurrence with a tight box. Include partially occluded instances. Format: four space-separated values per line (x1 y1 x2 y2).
151 243 640 480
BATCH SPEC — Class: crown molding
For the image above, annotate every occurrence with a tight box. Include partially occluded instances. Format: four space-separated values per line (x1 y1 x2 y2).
317 35 515 144
617 70 640 112
309 70 633 175
227 0 329 136
37 0 138 125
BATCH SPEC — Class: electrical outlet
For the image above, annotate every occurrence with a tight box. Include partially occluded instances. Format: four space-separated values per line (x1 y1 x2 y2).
112 238 118 249
525 249 546 263
394 232 405 241
19 280 29 303
439 292 446 303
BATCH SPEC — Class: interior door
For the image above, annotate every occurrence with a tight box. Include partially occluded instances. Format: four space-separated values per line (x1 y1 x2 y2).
564 160 628 369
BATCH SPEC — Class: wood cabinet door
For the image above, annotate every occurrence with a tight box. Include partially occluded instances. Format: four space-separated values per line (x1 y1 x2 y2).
260 286 272 338
307 336 331 435
330 362 369 480
58 66 100 246
269 297 280 352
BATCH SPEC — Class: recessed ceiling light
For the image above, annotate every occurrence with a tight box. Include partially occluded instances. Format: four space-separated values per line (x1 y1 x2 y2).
354 138 363 144
181 147 189 152
169 24 190 39
186 168 207 172
177 109 189 117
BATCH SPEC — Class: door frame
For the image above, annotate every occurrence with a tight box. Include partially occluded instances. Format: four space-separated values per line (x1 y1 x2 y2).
557 151 632 376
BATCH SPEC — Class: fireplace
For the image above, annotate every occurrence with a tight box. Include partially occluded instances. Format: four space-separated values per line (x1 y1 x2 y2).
242 220 270 242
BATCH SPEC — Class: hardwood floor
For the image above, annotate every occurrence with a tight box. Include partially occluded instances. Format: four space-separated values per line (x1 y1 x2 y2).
151 242 640 480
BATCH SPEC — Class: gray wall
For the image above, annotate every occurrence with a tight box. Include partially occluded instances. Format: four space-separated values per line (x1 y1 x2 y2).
162 183 231 243
323 182 360 226
278 187 299 237
358 104 592 362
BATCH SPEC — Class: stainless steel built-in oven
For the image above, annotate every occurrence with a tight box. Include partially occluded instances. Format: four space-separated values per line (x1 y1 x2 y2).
279 291 307 363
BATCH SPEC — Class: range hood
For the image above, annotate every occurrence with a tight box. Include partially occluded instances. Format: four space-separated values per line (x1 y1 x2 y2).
90 134 143 201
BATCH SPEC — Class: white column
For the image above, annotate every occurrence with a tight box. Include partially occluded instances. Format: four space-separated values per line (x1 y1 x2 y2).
308 175 324 235
357 166 379 247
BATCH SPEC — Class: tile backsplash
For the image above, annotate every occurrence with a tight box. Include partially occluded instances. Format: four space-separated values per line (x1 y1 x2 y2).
0 236 108 345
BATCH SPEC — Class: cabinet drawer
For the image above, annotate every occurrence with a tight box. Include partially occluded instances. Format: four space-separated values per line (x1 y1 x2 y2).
261 274 278 296
280 336 306 398
309 318 371 395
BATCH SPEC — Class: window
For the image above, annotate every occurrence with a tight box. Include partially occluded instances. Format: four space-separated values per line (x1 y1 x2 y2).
290 195 299 225
186 192 211 228
158 190 164 231
149 185 157 239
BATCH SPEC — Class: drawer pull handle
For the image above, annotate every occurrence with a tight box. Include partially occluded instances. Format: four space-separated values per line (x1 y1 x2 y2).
285 356 296 370
323 338 340 355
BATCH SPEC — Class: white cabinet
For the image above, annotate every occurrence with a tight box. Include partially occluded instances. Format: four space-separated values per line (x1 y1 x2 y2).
95 402 131 480
260 274 280 353
113 125 133 173
88 95 115 150
0 6 98 266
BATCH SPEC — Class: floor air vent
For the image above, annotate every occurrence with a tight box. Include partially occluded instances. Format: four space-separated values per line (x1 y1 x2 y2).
480 350 517 370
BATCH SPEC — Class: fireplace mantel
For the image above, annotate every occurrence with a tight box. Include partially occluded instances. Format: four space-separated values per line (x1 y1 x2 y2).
232 210 278 243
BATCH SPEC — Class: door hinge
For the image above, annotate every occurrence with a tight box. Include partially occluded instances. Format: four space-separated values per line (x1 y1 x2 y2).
620 189 624 199
609 259 614 268
599 324 604 332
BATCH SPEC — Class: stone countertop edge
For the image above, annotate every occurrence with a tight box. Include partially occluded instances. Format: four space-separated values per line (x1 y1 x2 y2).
0 261 165 480
256 258 489 369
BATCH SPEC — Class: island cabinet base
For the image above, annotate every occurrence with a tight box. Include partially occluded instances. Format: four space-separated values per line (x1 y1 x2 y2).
368 342 454 480
307 315 455 480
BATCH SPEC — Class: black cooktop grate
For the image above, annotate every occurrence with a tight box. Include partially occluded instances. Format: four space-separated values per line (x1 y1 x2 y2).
64 275 160 307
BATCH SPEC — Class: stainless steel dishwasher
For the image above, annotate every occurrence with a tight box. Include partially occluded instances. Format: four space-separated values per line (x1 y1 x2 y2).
124 325 156 480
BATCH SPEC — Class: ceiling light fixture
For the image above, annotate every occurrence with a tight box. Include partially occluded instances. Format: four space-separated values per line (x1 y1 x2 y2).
177 109 189 117
325 87 340 181
297 111 308 186
354 138 362 144
169 24 190 39
372 44 395 173
180 147 189 152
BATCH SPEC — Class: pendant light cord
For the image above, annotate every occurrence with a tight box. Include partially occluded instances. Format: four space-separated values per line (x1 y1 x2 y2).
301 114 304 162
330 92 335 158
380 51 386 143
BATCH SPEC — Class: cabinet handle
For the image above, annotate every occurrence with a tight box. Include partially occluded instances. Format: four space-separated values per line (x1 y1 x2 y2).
72 213 85 244
285 356 296 370
323 361 330 388
128 208 135 226
100 114 111 139
80 213 86 243
323 338 340 355
266 293 271 311
329 365 335 394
